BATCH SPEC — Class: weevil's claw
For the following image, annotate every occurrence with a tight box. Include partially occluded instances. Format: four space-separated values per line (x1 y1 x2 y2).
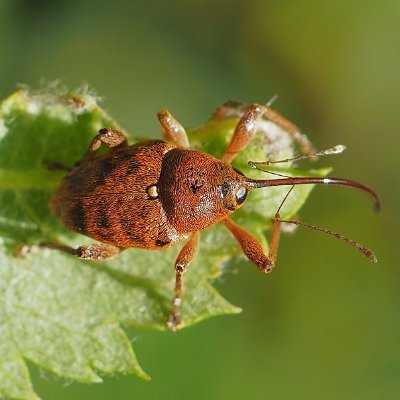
13 243 40 258
166 315 181 333
167 302 183 333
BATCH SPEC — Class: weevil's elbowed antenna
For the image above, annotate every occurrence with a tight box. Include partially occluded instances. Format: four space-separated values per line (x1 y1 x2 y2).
241 173 380 262
246 144 381 210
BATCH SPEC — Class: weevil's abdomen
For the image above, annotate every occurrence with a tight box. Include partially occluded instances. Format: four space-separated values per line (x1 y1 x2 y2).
50 140 188 249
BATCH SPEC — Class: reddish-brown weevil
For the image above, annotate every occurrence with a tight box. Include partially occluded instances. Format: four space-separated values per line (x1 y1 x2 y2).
44 103 380 331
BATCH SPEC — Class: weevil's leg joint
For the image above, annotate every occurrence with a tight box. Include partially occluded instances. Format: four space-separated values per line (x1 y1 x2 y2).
223 217 281 274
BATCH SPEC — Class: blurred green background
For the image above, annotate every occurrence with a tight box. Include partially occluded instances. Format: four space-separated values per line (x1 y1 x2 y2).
1 0 399 399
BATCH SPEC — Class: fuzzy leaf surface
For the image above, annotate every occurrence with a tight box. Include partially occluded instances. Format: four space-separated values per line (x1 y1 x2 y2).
0 91 326 399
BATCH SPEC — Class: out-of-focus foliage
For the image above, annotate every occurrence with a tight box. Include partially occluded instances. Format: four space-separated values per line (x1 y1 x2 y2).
0 1 398 400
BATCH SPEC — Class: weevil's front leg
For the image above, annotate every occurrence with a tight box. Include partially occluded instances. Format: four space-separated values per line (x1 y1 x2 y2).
37 241 122 261
221 103 315 164
82 128 128 162
167 231 200 332
223 217 281 273
221 104 263 164
158 109 190 150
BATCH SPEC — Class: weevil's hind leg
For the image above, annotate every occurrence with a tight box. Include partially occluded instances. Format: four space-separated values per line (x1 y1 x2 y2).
38 241 122 261
81 128 128 163
223 217 281 273
167 231 200 332
221 103 315 164
157 109 190 149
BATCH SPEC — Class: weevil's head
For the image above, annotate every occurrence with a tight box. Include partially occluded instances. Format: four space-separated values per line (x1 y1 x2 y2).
158 149 254 232
158 147 380 235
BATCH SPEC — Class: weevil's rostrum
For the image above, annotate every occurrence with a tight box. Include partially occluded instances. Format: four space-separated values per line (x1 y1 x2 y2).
48 102 380 331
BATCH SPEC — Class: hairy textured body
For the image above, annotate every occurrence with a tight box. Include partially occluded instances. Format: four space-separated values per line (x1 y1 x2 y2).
46 103 379 331
50 139 247 250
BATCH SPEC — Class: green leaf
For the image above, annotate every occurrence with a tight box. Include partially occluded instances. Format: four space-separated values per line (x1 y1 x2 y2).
0 89 327 399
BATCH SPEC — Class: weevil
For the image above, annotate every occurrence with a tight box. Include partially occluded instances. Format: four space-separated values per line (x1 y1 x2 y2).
45 103 380 331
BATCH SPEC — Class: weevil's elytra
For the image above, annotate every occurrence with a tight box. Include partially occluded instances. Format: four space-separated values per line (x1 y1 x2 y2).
47 102 380 332
67 201 87 233
51 139 184 250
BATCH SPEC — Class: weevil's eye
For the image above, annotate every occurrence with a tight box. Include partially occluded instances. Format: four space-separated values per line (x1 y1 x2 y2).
236 187 248 205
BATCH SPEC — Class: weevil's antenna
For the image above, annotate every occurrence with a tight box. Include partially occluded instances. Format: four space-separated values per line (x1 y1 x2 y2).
245 176 381 211
257 169 293 179
274 185 295 217
248 145 346 168
278 218 377 262
272 184 377 262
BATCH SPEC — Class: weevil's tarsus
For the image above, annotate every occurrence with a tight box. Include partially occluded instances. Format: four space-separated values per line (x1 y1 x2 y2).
39 242 122 261
167 231 200 332
248 144 347 168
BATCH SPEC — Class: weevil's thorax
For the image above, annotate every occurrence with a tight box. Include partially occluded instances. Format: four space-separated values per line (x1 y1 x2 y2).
158 148 249 233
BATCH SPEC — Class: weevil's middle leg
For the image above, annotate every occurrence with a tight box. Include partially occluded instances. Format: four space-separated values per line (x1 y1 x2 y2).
167 231 200 332
221 103 315 164
36 241 122 261
223 217 281 273
158 109 190 150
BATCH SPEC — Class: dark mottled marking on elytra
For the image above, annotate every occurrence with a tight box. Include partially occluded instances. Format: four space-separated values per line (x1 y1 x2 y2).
97 157 118 182
96 203 111 229
118 215 142 243
68 201 86 233
126 160 140 175
155 239 171 247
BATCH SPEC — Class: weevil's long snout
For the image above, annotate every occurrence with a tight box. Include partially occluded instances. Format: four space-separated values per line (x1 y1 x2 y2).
245 176 381 211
